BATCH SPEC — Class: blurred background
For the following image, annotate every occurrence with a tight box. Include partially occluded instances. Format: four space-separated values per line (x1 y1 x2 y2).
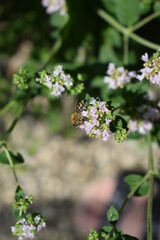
1 0 160 239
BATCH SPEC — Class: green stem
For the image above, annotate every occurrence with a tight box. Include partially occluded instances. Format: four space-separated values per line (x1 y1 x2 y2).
98 9 126 34
0 101 15 118
98 9 160 50
4 114 21 141
131 11 160 32
147 132 154 240
4 146 19 186
118 172 149 217
123 34 129 65
129 32 159 50
1 94 30 141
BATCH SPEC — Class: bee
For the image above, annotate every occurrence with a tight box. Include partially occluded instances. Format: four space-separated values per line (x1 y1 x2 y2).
71 100 87 127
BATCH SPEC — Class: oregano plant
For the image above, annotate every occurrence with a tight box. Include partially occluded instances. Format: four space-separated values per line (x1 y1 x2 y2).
1 0 160 239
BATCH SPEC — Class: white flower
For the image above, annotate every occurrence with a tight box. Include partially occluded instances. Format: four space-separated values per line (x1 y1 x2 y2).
107 63 115 75
42 0 67 15
104 63 135 89
141 53 148 62
129 119 152 135
137 51 160 85
102 130 111 142
53 65 63 77
37 222 46 232
51 82 65 97
44 75 52 88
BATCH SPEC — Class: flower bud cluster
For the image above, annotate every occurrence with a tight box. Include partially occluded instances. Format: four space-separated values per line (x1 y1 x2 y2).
41 0 67 15
13 68 30 90
104 63 136 89
36 65 73 97
13 195 33 214
78 98 114 142
88 229 99 240
115 128 127 142
129 119 152 135
137 51 160 85
11 214 46 240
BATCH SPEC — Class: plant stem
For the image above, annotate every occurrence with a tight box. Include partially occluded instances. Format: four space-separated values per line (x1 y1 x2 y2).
4 115 21 141
0 101 15 118
131 11 160 32
4 146 19 186
147 132 154 240
98 9 160 50
123 34 129 65
129 32 159 50
2 95 30 141
118 172 149 217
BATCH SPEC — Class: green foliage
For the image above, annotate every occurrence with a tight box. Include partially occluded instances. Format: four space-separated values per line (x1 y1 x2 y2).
12 186 33 220
124 174 149 196
115 0 141 26
0 150 24 165
107 205 119 223
1 2 160 239
153 1 160 13
15 185 24 201
110 115 128 142
87 215 139 239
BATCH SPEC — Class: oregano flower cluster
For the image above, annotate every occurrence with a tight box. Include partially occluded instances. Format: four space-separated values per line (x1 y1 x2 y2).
11 187 46 240
137 51 160 84
36 65 84 97
129 119 153 135
36 65 73 97
11 214 46 240
129 104 160 135
104 63 136 89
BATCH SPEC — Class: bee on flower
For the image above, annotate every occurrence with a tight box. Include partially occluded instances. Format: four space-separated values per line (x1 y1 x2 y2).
71 97 122 142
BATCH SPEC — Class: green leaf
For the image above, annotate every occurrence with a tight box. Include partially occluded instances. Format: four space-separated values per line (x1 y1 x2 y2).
12 185 25 220
102 226 113 233
0 150 24 165
153 1 160 13
158 158 160 180
140 0 152 14
124 174 148 196
49 12 68 28
101 0 117 14
115 0 141 26
15 185 24 200
91 76 105 88
110 115 128 133
126 81 149 94
107 205 119 223
12 207 21 220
